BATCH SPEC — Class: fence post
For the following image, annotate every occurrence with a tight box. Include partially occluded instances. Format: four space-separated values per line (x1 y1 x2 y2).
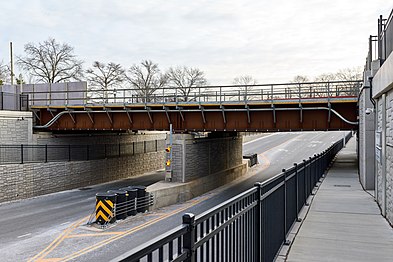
68 145 71 161
86 145 90 160
304 159 309 206
282 169 290 245
144 141 146 153
254 182 262 260
20 144 24 164
182 213 196 262
294 163 301 222
155 139 158 152
45 144 48 163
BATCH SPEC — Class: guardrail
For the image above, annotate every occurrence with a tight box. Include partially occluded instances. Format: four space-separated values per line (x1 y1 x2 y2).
114 132 352 262
0 139 165 165
367 9 393 70
22 80 361 107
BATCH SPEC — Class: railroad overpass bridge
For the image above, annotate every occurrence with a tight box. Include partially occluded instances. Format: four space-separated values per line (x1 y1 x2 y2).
25 80 361 132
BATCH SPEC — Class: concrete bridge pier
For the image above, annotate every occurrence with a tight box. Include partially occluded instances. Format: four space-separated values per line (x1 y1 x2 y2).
167 132 244 183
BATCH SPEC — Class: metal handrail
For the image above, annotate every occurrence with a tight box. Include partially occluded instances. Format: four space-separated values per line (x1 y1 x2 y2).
0 140 165 165
23 80 361 107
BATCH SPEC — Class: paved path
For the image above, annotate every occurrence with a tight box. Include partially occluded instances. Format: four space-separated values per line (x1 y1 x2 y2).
285 138 393 261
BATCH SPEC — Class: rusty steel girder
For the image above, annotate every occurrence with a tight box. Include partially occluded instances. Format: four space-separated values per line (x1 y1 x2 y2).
34 100 358 132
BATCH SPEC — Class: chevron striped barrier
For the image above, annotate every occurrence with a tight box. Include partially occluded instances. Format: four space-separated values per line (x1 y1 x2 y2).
95 192 116 225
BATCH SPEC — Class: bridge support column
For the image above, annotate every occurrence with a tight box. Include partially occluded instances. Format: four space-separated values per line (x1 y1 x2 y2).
168 132 243 183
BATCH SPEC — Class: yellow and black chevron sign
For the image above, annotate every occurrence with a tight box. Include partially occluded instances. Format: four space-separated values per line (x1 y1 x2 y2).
95 199 114 224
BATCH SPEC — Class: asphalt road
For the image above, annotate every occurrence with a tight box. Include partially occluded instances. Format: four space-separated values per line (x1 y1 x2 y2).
0 131 347 261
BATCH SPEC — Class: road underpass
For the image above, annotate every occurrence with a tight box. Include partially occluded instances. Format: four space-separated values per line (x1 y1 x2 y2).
0 131 348 261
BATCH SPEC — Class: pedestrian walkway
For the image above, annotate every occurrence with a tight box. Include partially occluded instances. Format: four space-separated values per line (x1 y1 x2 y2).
285 138 393 262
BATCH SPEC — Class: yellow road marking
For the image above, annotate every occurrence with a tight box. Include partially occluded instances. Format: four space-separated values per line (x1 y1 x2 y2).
35 258 62 262
29 216 89 262
60 198 209 261
66 232 125 238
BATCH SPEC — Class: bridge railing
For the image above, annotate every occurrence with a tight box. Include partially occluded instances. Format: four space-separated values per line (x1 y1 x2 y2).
23 80 361 107
113 132 353 262
0 140 165 165
378 9 393 64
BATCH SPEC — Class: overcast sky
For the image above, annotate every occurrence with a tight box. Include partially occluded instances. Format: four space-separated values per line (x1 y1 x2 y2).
0 0 391 84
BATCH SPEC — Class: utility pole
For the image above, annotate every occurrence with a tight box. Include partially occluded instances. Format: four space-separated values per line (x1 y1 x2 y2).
10 42 14 85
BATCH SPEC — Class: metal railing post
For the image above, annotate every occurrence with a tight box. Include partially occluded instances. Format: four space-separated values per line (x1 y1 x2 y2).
282 169 289 244
45 144 48 163
304 159 309 205
20 144 24 164
182 213 196 262
254 182 262 260
294 163 301 221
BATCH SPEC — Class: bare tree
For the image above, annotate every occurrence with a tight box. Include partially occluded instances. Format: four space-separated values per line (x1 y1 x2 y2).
17 38 83 83
232 75 258 101
0 61 10 85
86 61 125 103
334 67 362 96
314 73 336 82
291 75 309 83
335 66 362 81
232 75 257 85
126 60 167 103
167 66 207 101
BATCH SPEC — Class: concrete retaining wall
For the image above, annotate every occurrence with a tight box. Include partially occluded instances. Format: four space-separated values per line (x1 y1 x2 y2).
148 160 249 210
170 133 243 182
0 151 165 203
0 111 33 144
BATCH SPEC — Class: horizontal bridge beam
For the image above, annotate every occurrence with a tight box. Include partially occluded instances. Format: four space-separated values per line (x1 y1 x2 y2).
35 102 358 132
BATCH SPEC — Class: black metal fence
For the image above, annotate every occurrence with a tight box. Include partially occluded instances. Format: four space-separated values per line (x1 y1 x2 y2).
0 140 165 165
114 133 352 262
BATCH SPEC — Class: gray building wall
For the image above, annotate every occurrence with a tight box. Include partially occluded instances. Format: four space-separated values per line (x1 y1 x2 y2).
358 84 375 190
371 49 393 225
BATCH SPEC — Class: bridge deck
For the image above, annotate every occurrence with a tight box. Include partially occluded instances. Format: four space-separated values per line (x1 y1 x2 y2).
24 80 361 132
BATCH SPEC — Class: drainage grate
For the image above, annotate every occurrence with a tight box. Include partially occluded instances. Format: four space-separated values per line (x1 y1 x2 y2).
334 185 351 187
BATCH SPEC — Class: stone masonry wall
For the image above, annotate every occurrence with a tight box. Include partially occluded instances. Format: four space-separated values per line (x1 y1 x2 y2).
0 151 165 203
171 134 243 182
0 111 33 144
385 89 393 224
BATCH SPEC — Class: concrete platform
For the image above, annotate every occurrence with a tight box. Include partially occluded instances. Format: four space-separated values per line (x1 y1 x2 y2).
285 138 393 262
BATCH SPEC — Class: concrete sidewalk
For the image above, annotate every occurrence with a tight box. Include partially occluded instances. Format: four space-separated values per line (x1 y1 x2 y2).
285 138 393 262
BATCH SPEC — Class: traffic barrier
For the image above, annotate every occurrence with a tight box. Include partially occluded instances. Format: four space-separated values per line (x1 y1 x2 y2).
95 192 116 225
243 153 258 167
107 189 128 220
132 186 148 213
119 187 138 216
